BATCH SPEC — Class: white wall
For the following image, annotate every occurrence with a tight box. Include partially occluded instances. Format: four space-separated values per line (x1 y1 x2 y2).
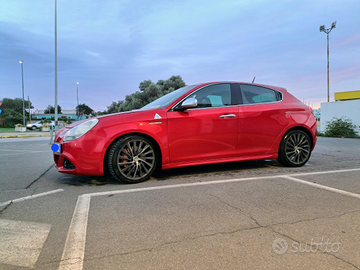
320 99 360 134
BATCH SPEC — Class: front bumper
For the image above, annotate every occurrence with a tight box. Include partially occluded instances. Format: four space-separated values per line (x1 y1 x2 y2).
52 128 106 176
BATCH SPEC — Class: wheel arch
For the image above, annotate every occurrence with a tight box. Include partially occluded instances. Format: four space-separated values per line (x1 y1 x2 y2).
103 132 163 175
281 126 314 151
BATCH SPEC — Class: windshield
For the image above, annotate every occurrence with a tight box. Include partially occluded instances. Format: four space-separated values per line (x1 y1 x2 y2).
141 85 197 110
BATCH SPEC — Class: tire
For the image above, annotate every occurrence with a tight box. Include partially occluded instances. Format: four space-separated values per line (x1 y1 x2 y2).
107 135 158 184
31 126 36 130
278 130 312 167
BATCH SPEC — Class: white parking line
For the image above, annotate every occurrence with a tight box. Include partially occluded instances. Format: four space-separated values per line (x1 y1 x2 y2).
0 189 64 207
59 195 90 270
282 175 360 199
59 168 360 270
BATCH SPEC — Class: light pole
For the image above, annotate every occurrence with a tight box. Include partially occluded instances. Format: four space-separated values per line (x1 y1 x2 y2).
76 82 79 120
319 21 336 102
19 61 25 126
54 0 58 134
28 96 31 122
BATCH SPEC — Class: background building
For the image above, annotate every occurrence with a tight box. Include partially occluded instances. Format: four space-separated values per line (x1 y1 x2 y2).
32 109 87 121
320 90 360 134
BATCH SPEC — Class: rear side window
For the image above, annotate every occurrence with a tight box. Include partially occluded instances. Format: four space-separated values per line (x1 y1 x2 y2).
240 85 282 104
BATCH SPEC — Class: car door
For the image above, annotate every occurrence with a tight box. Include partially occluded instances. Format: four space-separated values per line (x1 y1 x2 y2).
236 84 290 157
167 83 239 164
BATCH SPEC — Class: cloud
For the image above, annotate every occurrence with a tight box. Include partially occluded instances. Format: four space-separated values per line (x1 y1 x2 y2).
1 0 360 112
84 51 102 58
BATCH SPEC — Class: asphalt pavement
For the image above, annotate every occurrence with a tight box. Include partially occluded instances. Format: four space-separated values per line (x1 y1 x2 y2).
0 136 359 269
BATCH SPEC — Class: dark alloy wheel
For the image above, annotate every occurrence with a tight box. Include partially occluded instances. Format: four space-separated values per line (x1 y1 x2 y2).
278 130 312 167
107 135 158 183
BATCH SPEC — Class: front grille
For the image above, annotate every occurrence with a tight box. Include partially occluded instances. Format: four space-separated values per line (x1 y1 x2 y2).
63 158 76 170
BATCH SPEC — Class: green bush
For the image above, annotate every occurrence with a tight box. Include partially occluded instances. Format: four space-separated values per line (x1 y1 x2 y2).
65 118 73 124
324 117 359 138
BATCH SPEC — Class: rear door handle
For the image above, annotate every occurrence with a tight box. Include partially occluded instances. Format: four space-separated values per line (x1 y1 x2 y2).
220 114 236 118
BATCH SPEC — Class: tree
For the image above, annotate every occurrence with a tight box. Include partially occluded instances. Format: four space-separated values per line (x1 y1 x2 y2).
44 105 62 114
105 75 186 114
76 103 94 116
0 97 34 127
0 98 33 113
105 101 124 114
0 109 23 127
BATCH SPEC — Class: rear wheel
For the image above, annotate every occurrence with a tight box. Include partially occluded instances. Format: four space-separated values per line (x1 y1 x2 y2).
107 135 158 184
278 130 312 167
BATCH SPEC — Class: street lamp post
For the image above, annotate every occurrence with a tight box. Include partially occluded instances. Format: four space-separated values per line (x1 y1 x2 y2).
19 61 25 127
54 0 58 134
77 82 79 120
28 96 31 122
319 21 336 102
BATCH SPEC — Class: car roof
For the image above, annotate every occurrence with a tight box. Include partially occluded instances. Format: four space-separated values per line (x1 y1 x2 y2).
196 81 288 92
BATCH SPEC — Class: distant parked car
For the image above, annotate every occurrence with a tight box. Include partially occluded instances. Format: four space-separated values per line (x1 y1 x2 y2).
26 121 43 130
27 120 56 130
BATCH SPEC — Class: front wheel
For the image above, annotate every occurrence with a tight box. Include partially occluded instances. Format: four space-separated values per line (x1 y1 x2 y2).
107 135 158 184
278 130 312 167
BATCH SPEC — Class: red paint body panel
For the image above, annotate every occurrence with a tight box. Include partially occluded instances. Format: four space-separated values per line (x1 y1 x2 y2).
237 102 290 157
167 106 239 163
53 82 317 177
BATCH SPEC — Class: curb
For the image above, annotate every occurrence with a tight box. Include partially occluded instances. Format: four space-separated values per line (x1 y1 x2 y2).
0 134 51 139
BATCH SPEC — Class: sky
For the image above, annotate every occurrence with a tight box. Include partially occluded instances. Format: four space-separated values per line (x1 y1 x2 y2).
0 0 359 112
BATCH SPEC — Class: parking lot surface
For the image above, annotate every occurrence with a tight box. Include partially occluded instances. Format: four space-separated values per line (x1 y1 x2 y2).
0 137 359 269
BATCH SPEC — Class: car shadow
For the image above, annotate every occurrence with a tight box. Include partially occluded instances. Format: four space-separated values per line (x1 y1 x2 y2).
56 159 282 186
153 159 282 180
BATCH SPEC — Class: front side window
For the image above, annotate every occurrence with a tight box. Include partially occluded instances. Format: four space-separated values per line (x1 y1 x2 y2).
188 84 232 108
240 85 281 105
141 85 197 110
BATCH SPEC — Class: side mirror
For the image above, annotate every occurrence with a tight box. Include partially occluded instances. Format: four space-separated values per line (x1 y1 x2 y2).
173 98 198 111
181 98 198 109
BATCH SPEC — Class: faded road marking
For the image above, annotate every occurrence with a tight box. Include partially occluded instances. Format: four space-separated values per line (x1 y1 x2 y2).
0 219 51 268
0 189 64 207
59 194 91 270
282 175 360 199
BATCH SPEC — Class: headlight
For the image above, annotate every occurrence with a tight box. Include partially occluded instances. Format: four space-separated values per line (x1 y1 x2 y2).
63 119 99 142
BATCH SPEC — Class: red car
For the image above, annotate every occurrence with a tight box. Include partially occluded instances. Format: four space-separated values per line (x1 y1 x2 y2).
52 82 317 183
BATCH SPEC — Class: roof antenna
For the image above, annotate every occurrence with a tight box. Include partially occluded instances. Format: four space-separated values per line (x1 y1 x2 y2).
252 76 256 83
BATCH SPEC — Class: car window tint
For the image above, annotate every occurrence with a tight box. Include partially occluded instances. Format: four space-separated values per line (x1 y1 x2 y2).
240 85 280 104
189 84 231 108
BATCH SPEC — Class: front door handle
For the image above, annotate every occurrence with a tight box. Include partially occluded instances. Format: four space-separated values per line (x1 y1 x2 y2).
220 114 236 118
